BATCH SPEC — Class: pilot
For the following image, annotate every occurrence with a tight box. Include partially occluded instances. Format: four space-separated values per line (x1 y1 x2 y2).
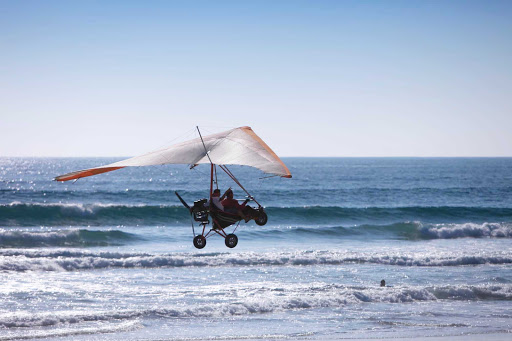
210 188 226 211
221 189 250 222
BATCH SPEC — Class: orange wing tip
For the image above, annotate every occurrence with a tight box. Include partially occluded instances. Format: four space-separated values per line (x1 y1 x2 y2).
240 126 292 178
54 167 125 182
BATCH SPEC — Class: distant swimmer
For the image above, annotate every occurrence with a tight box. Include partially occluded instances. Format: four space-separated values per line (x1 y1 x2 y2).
380 279 386 287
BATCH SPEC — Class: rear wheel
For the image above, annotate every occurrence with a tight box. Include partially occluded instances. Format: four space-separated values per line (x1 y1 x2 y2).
225 234 238 248
255 211 268 226
193 235 206 249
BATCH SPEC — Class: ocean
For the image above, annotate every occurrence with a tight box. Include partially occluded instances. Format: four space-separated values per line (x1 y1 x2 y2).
1 157 511 340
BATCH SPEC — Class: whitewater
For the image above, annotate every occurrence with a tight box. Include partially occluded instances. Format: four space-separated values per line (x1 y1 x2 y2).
1 157 511 340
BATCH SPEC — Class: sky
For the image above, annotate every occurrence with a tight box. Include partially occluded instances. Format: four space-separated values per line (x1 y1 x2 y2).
1 0 511 157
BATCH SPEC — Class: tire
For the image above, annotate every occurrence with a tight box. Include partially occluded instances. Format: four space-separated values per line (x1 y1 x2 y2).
255 211 268 226
225 234 238 248
193 235 206 249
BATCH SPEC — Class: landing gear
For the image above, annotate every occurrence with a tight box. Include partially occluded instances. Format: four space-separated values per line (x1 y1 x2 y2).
225 234 238 248
193 235 206 249
177 180 268 249
255 211 268 226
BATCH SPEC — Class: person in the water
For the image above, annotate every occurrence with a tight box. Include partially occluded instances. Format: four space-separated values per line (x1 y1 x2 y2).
380 279 386 287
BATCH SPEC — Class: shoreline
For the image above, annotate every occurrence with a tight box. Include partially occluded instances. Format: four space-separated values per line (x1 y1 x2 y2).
226 332 512 341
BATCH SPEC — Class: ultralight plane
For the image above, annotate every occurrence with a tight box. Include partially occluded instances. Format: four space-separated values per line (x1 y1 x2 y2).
54 126 292 249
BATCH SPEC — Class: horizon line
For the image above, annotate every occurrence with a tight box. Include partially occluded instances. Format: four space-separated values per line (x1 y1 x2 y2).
2 155 512 159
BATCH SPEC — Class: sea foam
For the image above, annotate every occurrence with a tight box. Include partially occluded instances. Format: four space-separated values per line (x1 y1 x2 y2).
1 249 511 272
419 222 512 238
1 283 510 330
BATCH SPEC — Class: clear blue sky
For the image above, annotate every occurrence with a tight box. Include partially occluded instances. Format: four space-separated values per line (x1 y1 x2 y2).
1 0 511 157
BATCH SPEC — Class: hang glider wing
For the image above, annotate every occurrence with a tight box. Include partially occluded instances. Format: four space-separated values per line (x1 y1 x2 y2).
54 126 292 181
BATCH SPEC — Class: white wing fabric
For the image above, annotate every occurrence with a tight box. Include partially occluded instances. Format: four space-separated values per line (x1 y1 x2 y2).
54 126 292 181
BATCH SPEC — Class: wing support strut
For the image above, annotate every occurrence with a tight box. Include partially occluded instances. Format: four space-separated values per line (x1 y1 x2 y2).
219 165 262 207
196 126 215 202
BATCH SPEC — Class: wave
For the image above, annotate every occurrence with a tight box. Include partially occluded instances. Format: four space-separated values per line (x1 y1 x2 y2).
0 222 509 252
1 249 511 271
271 206 512 224
250 222 512 240
0 202 189 227
0 320 140 340
418 222 512 239
1 283 510 330
0 229 140 248
2 202 512 227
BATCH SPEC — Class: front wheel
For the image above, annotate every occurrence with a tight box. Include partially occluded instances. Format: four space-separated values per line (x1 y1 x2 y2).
193 235 206 249
225 234 238 248
255 211 268 226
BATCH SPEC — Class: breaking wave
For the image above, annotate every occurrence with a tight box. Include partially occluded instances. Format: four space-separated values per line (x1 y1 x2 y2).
250 222 512 240
0 202 189 227
0 229 140 248
418 222 512 239
1 283 510 329
2 202 512 227
1 249 511 271
0 222 510 252
0 320 140 340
